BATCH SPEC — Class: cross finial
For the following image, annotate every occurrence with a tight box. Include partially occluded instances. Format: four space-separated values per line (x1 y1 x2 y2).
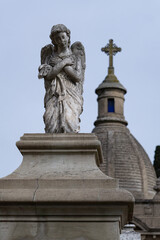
101 39 121 76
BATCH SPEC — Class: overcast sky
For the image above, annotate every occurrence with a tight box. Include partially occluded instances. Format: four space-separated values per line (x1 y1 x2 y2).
0 0 160 178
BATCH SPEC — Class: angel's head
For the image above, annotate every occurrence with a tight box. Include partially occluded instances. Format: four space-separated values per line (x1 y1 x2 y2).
50 24 71 51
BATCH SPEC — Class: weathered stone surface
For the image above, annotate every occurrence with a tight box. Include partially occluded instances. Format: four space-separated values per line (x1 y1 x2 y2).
38 24 85 133
131 178 160 239
93 124 156 199
0 133 134 240
0 134 133 204
0 220 119 240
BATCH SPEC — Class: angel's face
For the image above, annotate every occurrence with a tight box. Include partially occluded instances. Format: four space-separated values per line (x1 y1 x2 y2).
54 32 69 49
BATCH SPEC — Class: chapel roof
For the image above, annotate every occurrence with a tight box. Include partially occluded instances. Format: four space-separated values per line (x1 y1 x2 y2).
92 39 156 199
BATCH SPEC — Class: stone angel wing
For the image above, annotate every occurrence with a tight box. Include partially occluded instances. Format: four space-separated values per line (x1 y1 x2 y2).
40 44 54 64
38 44 54 79
71 41 86 83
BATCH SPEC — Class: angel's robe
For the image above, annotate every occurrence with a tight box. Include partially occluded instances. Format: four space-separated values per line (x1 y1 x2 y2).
43 54 83 133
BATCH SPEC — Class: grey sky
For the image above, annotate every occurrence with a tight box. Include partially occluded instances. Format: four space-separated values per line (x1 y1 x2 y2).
0 0 160 177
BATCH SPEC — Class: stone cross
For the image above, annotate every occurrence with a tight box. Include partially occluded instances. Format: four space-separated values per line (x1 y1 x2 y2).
101 39 121 75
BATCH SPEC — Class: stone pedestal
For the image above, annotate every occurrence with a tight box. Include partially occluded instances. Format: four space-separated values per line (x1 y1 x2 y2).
0 133 134 240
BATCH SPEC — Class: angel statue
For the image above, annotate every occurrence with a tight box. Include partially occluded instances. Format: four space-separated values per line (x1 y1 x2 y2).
38 24 85 133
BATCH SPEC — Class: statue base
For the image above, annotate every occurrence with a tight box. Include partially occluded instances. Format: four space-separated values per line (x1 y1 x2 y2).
0 133 134 240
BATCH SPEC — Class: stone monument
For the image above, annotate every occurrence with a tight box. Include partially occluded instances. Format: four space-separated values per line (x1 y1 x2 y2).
38 24 85 133
0 25 134 240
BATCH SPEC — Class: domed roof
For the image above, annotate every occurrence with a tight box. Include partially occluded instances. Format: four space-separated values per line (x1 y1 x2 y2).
93 39 156 199
93 123 156 199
